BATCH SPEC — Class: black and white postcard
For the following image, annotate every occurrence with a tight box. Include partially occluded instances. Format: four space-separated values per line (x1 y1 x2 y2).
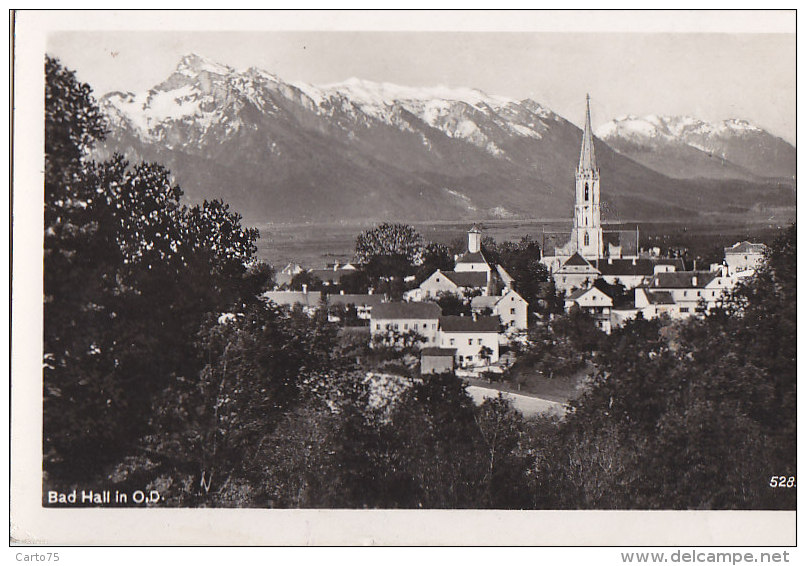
10 9 797 547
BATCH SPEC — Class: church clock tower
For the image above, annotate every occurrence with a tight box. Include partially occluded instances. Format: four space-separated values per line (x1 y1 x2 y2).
573 94 603 259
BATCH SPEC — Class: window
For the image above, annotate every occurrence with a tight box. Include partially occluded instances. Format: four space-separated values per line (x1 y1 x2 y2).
376 323 380 330
680 307 689 313
510 308 516 314
450 339 455 346
584 232 590 246
432 324 436 330
697 291 701 297
585 183 589 201
468 339 473 345
414 323 418 330
404 324 409 330
683 291 687 297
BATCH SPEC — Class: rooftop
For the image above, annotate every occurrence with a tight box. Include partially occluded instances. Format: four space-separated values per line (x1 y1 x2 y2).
440 315 500 333
372 301 442 320
597 258 685 277
651 271 718 289
725 241 767 255
442 270 489 288
455 251 488 265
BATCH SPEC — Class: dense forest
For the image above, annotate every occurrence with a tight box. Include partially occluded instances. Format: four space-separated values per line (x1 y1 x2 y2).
42 56 796 509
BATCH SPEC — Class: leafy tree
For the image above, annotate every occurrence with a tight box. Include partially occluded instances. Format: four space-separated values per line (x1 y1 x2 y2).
43 57 259 485
288 270 323 291
416 242 455 282
435 292 470 316
354 223 424 267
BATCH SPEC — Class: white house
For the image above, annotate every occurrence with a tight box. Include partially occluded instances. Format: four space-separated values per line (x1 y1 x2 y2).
438 315 501 367
646 270 734 316
564 286 613 333
407 269 491 300
724 241 767 276
471 288 528 332
370 301 442 347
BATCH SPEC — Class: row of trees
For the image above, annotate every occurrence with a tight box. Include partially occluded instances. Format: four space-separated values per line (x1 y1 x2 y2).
43 56 795 509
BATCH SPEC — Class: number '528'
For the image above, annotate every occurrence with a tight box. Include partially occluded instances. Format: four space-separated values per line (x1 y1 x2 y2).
769 476 796 488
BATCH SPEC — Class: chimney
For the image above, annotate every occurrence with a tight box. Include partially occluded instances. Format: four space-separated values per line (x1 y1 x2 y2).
608 257 613 265
632 258 636 265
472 312 478 321
340 289 345 295
302 284 308 294
368 288 374 295
692 276 698 287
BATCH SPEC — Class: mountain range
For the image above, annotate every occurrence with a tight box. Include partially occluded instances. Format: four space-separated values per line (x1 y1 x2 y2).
596 115 795 181
95 53 795 225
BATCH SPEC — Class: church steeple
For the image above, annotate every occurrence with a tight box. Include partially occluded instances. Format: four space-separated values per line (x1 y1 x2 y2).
573 94 602 259
578 93 597 172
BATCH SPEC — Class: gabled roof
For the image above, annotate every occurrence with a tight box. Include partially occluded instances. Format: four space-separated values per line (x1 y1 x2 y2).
440 315 500 333
563 252 595 267
455 250 488 265
421 347 457 357
724 241 767 255
566 288 590 301
651 271 717 289
372 301 442 320
442 271 488 288
566 286 612 304
592 277 624 298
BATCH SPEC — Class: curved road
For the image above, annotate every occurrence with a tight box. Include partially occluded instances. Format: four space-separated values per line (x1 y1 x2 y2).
466 385 566 417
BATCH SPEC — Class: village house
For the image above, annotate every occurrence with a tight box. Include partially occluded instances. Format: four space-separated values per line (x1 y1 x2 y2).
370 301 442 347
438 315 501 367
564 285 614 333
633 287 679 319
645 270 734 315
724 241 767 275
408 269 492 300
471 288 529 332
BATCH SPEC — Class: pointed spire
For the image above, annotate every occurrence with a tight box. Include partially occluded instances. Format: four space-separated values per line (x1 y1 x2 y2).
578 93 597 171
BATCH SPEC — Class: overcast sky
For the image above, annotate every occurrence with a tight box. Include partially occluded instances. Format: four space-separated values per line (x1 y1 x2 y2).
48 30 795 143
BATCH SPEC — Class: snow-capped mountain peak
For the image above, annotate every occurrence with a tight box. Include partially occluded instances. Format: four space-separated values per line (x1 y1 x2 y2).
175 53 233 77
596 114 793 180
